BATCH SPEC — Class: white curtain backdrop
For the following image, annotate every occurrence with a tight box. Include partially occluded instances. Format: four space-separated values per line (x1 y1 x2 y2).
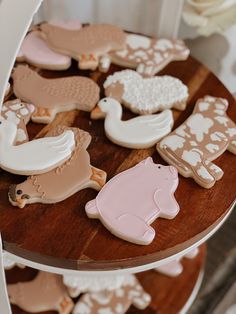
35 0 184 38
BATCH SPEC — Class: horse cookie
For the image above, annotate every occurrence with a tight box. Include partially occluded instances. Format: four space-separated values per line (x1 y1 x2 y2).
157 96 236 188
12 65 100 123
73 275 151 314
108 33 190 76
2 99 34 145
8 271 74 314
86 157 179 245
103 69 189 114
40 23 126 70
9 126 106 208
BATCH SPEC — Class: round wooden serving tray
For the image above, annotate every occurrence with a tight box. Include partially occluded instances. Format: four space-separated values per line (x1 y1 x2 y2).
0 56 235 271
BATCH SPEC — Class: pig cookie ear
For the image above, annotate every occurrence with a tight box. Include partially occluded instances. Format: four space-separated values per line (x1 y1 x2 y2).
85 200 100 218
139 157 153 166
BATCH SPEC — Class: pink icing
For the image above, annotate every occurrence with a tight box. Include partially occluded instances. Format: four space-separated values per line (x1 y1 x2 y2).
49 19 82 30
86 157 179 245
18 31 70 66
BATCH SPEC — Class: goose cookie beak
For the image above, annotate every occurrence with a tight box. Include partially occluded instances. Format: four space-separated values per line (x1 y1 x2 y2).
90 105 106 120
8 185 28 209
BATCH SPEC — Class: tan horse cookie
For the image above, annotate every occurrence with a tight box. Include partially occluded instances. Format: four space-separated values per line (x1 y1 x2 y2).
7 271 74 314
12 65 100 124
157 96 236 188
40 23 126 70
8 126 107 208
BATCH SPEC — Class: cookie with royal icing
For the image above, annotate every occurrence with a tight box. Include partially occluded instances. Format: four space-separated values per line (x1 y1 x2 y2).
108 33 190 76
92 97 173 149
4 82 11 101
157 96 236 188
40 23 126 70
103 69 189 115
2 99 34 145
86 157 179 245
8 126 107 208
8 271 74 314
12 65 100 124
73 275 151 314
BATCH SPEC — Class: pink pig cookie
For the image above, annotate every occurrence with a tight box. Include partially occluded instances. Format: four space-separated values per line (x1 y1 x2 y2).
85 157 179 245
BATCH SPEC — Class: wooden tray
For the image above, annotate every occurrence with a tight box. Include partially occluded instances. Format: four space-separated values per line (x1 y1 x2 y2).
6 245 206 314
0 56 235 271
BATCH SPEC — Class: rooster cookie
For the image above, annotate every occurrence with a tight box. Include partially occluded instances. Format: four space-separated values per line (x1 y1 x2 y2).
103 69 189 114
108 33 190 76
12 65 100 123
92 98 173 149
86 157 179 245
9 126 107 208
2 99 34 145
8 271 74 314
40 23 126 70
157 96 236 188
73 275 150 314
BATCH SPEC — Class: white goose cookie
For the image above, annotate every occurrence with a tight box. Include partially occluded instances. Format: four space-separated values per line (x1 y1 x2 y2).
95 98 173 149
103 69 189 115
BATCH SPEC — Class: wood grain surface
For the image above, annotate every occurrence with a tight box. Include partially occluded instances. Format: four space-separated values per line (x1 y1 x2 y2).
0 57 235 270
6 245 206 314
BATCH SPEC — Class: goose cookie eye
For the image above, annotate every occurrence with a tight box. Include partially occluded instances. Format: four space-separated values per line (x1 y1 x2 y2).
16 190 22 195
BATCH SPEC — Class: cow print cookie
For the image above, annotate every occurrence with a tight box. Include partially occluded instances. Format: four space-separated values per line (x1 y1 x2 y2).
86 157 179 245
103 69 189 115
73 275 151 314
12 65 100 124
8 126 107 208
109 33 190 76
40 23 126 70
1 99 34 145
157 96 236 188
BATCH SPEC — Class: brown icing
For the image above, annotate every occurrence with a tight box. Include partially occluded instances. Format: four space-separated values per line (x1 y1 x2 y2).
40 23 126 69
157 96 236 188
1 99 34 145
73 275 150 314
12 65 100 112
110 34 190 76
7 271 74 313
9 126 107 208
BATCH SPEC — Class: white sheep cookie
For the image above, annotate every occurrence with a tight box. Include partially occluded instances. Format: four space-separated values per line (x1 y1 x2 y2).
103 69 189 115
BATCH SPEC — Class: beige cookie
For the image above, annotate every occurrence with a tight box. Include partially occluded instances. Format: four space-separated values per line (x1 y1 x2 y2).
109 33 190 76
12 65 100 124
8 126 107 208
157 96 236 188
40 23 126 70
102 69 189 115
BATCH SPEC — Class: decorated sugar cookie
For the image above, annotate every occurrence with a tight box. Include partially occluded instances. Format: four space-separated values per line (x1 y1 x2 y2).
2 99 34 145
157 96 236 188
12 65 100 124
40 23 126 70
155 247 199 277
0 117 75 175
9 126 107 208
8 271 74 314
2 251 25 270
4 82 11 100
16 31 72 70
92 98 173 149
86 157 179 245
48 19 82 30
73 275 151 314
108 33 190 76
103 69 189 114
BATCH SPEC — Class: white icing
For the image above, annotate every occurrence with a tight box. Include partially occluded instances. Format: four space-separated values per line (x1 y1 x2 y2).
214 116 228 126
215 103 225 110
214 109 224 115
161 135 185 150
104 70 188 114
197 166 213 181
100 56 111 70
5 111 20 125
176 125 190 138
19 108 29 116
182 149 202 166
127 34 151 49
198 101 210 112
190 141 197 146
154 52 163 64
210 132 227 141
10 103 22 110
16 128 27 142
187 113 213 142
1 106 7 112
204 96 215 102
115 50 128 58
205 143 219 153
209 164 222 173
98 307 113 314
97 98 173 149
226 128 236 137
133 50 147 58
154 39 173 51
